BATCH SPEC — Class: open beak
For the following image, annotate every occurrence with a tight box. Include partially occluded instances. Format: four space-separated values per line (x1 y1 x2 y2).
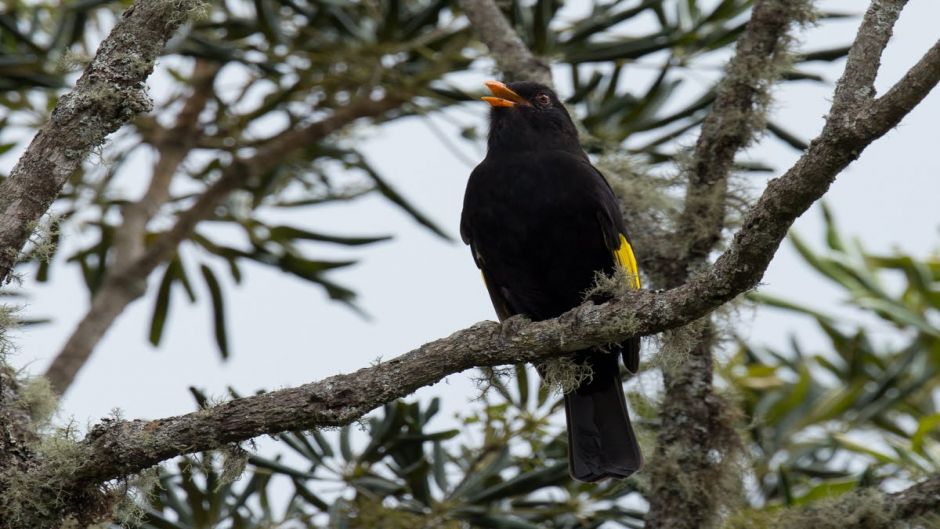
482 80 529 108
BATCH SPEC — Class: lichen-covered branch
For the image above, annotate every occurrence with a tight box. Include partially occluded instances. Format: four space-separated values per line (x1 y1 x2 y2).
830 0 908 118
451 3 940 529
724 476 940 528
43 94 406 394
645 2 814 527
0 0 202 284
457 0 552 86
671 0 813 275
889 475 940 523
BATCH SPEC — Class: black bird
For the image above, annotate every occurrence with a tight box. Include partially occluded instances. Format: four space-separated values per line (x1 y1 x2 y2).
460 80 643 482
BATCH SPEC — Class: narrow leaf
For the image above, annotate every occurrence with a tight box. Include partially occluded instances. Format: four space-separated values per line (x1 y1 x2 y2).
200 264 230 359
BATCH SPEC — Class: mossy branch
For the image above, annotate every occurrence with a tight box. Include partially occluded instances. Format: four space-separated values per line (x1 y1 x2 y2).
671 0 814 279
725 477 940 528
647 2 814 527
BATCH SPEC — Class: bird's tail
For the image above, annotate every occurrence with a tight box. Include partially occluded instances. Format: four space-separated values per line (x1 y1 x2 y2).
564 352 642 482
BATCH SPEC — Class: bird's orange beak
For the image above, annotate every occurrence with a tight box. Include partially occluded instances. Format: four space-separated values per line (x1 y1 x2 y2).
482 80 529 108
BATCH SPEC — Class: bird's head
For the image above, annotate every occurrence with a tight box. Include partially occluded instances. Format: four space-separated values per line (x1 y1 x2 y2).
482 80 583 156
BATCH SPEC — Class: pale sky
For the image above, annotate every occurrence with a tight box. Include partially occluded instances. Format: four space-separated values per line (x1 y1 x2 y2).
3 0 939 452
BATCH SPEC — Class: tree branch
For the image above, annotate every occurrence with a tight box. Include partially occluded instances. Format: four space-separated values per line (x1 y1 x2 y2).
112 59 219 267
646 3 812 527
44 60 220 394
0 0 202 284
456 0 552 86
671 0 812 277
831 0 908 117
889 475 940 522
761 475 940 528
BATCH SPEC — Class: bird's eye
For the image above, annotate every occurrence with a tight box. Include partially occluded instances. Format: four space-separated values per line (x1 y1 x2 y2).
534 94 551 107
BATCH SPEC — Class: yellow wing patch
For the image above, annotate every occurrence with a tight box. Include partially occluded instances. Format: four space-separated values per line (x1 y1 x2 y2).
614 234 641 289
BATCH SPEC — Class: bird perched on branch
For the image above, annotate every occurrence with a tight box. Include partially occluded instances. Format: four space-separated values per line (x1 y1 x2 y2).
460 80 643 482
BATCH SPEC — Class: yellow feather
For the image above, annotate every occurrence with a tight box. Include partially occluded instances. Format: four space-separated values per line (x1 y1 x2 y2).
614 234 641 289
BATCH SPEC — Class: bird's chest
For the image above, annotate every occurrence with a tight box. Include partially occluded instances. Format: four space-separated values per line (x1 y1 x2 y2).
463 158 609 270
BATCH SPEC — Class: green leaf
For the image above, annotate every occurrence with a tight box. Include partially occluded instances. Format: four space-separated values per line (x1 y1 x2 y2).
278 431 323 465
188 386 210 410
200 264 230 359
748 291 835 323
764 364 812 426
149 263 175 346
465 462 567 503
291 478 331 511
832 433 896 464
767 121 808 151
361 160 451 241
432 440 449 491
403 0 448 39
564 0 661 44
799 46 852 62
789 231 859 289
400 429 459 442
460 514 545 529
172 258 197 302
820 203 844 251
267 225 392 246
565 32 676 63
423 396 441 422
805 381 866 423
248 454 313 479
311 429 335 458
793 478 858 505
156 471 194 523
856 297 939 337
253 0 284 45
515 364 529 408
351 475 406 495
339 426 353 461
451 446 512 499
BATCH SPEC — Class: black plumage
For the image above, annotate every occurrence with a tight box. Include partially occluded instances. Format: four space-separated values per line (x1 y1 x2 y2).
460 81 643 482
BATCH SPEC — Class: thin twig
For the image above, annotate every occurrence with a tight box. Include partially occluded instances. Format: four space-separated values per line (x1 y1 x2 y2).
457 0 552 86
44 60 220 394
